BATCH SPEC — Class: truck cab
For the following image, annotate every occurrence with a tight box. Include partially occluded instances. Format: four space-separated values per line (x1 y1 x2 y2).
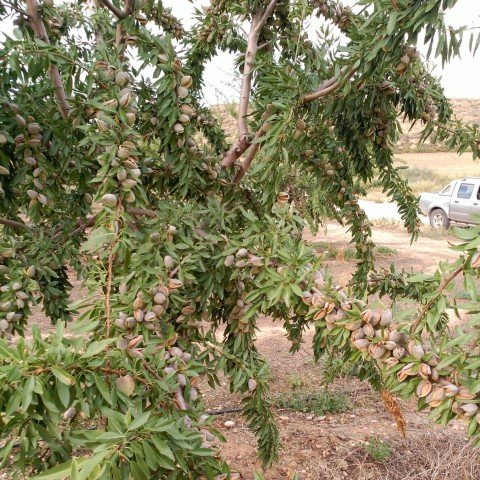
419 177 480 229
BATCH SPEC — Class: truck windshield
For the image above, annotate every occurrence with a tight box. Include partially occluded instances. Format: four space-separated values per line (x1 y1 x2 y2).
440 183 453 195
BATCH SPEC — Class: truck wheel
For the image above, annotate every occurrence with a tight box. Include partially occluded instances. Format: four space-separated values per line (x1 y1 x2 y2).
429 209 450 230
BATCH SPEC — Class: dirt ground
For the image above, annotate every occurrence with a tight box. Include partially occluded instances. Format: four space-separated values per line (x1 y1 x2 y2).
25 222 480 479
202 224 480 479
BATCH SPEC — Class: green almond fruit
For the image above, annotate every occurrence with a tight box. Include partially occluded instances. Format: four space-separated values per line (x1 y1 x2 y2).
114 375 135 396
15 114 26 126
102 193 118 208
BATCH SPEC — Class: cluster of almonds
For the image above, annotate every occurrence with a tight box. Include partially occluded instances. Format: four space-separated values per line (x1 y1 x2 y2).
163 344 198 400
154 7 184 39
366 108 391 148
101 140 142 207
196 112 217 129
194 0 228 43
114 340 198 415
150 224 178 244
225 289 253 335
405 76 439 121
293 118 307 139
199 155 220 181
4 105 49 205
302 271 480 422
86 67 144 208
224 248 264 275
90 67 138 128
115 280 182 332
314 0 351 31
0 254 36 339
396 49 416 75
172 68 195 143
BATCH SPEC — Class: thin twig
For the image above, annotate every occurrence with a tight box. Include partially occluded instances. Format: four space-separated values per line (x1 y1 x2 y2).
105 202 122 337
25 0 71 118
409 262 466 334
169 254 192 278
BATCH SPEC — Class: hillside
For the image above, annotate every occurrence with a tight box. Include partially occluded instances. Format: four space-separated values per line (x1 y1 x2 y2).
397 98 480 152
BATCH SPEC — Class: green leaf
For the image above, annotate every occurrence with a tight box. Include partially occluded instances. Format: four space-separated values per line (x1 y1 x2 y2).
80 227 114 253
22 376 35 411
81 339 115 359
31 458 88 479
387 12 398 35
51 366 75 386
127 411 151 431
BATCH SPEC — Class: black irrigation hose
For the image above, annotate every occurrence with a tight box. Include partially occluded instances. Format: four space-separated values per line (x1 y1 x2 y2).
206 407 243 415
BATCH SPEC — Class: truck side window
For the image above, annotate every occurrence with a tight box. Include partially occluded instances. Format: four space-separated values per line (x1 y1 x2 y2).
478 187 480 200
457 183 474 199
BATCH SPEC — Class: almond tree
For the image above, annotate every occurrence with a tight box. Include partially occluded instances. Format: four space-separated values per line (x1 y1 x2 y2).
1 0 480 478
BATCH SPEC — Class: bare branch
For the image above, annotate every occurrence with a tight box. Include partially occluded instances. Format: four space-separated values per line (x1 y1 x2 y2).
237 12 261 140
25 0 71 119
98 0 126 19
126 207 156 218
232 130 263 184
302 67 355 104
256 0 279 34
0 217 33 233
114 0 134 49
222 2 279 169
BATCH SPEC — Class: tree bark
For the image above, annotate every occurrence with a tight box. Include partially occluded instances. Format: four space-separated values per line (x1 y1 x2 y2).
25 0 71 119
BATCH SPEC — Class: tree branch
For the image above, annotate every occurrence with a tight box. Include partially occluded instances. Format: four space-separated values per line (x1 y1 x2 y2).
409 262 466 335
0 217 33 233
302 67 355 104
25 0 71 119
98 0 126 19
235 11 261 138
126 207 157 218
114 0 134 49
256 0 279 33
232 131 263 184
222 2 278 169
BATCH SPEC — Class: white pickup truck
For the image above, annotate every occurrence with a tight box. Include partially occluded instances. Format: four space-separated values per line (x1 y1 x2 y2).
419 177 480 229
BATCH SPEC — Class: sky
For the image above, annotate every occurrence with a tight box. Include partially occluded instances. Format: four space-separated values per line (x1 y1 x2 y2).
1 0 479 104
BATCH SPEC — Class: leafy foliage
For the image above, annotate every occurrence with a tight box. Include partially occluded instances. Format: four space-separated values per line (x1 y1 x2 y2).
0 0 479 478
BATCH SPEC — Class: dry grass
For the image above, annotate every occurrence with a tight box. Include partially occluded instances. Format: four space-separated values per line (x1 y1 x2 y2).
364 151 479 201
313 432 480 480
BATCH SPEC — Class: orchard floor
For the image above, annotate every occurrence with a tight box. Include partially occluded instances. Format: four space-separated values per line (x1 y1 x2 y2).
26 222 480 479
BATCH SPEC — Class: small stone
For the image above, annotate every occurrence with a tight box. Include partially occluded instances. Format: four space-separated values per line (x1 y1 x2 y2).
224 420 235 428
316 415 326 421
